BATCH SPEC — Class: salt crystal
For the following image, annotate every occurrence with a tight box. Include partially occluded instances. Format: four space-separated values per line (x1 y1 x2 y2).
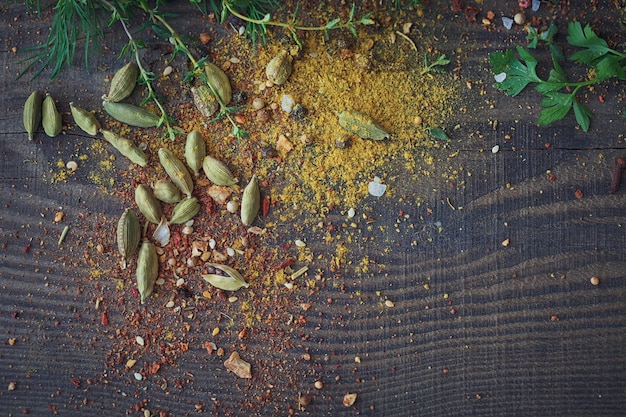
134 372 143 381
295 239 306 247
494 72 507 83
492 144 500 154
226 247 235 257
347 208 356 218
136 336 145 346
532 0 540 11
368 178 387 197
281 94 295 113
209 238 216 249
502 17 514 30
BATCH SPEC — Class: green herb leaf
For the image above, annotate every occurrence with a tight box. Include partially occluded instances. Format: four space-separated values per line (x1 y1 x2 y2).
325 18 341 29
572 101 593 132
538 92 573 126
594 55 626 81
567 22 612 64
426 127 449 141
489 47 541 96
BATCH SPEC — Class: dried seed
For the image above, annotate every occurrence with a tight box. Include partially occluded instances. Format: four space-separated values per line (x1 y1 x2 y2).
202 263 249 291
191 85 219 118
240 175 260 226
169 197 201 224
204 61 232 104
42 93 62 137
103 62 138 103
23 91 43 140
102 101 160 128
343 393 357 407
223 351 252 379
266 50 293 85
153 180 181 204
185 130 206 176
202 155 238 186
117 208 141 267
337 110 389 140
135 184 163 224
101 130 148 167
136 241 159 304
70 102 101 136
158 148 194 198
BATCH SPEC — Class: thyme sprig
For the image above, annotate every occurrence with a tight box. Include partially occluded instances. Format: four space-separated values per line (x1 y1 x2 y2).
222 1 375 48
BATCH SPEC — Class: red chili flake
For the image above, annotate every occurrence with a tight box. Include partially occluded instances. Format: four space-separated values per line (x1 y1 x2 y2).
575 189 584 199
101 311 109 326
70 377 81 388
518 0 530 8
598 95 605 103
262 196 270 217
11 311 18 319
276 259 294 270
548 174 557 182
22 244 31 254
130 287 140 299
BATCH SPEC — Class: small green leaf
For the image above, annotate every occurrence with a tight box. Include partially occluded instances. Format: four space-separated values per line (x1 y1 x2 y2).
595 56 625 81
567 22 611 64
572 101 593 132
325 18 341 29
426 127 449 141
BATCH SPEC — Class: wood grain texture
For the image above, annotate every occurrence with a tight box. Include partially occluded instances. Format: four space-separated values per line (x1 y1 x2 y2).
1 1 626 416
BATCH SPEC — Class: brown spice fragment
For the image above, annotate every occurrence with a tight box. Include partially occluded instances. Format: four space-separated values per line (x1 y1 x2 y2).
224 351 251 378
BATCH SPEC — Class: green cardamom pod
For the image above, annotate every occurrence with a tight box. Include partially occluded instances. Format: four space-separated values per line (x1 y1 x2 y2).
23 91 42 140
70 102 101 136
266 51 293 85
102 101 160 128
203 61 232 104
153 180 181 204
202 155 238 186
158 148 194 199
169 197 201 224
136 240 159 304
103 62 138 103
191 85 219 119
117 208 140 268
240 175 260 226
42 93 62 137
135 184 163 224
336 110 389 141
101 130 148 167
185 130 205 176
202 263 249 291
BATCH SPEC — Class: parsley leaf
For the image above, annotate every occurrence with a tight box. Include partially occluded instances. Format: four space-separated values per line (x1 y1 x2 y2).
489 46 541 96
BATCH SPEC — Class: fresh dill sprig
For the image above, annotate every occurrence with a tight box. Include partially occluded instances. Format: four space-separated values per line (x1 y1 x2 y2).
19 0 105 80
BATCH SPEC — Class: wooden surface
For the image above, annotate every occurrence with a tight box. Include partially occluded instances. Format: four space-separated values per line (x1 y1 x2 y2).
2 1 626 416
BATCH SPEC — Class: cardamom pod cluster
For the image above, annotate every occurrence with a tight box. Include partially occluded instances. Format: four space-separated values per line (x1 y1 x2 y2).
136 241 159 304
191 85 219 118
103 62 138 103
337 110 389 141
203 61 232 104
70 102 101 136
202 263 249 291
101 130 148 167
266 51 293 85
185 130 205 176
158 148 194 199
117 208 140 268
135 184 163 224
241 175 260 226
42 93 62 137
103 101 160 128
23 91 42 140
203 155 238 186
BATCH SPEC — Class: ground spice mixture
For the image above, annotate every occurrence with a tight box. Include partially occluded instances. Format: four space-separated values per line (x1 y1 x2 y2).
45 3 465 415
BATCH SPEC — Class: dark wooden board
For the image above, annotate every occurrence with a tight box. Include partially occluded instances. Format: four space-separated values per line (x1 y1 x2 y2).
1 1 626 416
